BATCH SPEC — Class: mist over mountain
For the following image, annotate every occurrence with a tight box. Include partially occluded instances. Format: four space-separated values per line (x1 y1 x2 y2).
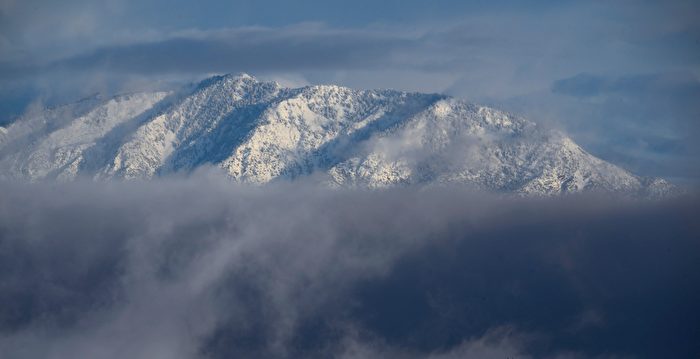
0 73 674 196
1 0 698 358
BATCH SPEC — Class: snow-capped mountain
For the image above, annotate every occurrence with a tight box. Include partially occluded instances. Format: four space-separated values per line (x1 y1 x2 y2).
0 73 674 196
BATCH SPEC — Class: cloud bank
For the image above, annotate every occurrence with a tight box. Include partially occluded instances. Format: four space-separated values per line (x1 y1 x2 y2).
0 177 698 358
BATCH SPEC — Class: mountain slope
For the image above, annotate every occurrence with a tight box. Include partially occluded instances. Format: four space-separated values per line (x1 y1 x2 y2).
0 93 169 180
0 74 673 196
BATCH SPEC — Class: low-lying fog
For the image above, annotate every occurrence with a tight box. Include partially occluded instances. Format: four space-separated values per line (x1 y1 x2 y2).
0 176 698 358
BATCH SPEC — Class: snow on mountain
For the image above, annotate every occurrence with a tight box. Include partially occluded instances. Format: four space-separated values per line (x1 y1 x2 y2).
0 92 169 180
0 73 674 196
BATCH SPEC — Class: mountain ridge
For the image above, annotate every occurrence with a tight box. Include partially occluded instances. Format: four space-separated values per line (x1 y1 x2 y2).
0 73 674 196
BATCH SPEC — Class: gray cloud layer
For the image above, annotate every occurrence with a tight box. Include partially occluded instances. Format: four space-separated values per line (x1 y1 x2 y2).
2 27 418 80
0 177 698 358
552 72 700 182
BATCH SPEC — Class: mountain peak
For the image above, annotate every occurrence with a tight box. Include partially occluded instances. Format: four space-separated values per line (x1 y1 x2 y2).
224 72 255 81
0 76 673 197
194 72 260 90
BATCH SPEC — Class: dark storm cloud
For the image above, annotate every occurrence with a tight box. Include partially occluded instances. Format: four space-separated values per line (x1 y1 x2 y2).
3 27 419 79
0 177 698 358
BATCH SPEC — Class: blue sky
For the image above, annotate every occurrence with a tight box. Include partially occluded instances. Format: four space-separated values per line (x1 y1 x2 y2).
0 0 698 183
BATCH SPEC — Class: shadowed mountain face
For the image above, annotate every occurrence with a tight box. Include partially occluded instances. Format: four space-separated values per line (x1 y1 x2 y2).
0 73 673 196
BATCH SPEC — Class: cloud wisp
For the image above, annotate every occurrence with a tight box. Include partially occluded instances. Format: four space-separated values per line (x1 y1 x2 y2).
0 176 698 358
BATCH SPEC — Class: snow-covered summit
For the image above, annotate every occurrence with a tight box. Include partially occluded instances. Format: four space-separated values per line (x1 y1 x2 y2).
0 74 674 196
